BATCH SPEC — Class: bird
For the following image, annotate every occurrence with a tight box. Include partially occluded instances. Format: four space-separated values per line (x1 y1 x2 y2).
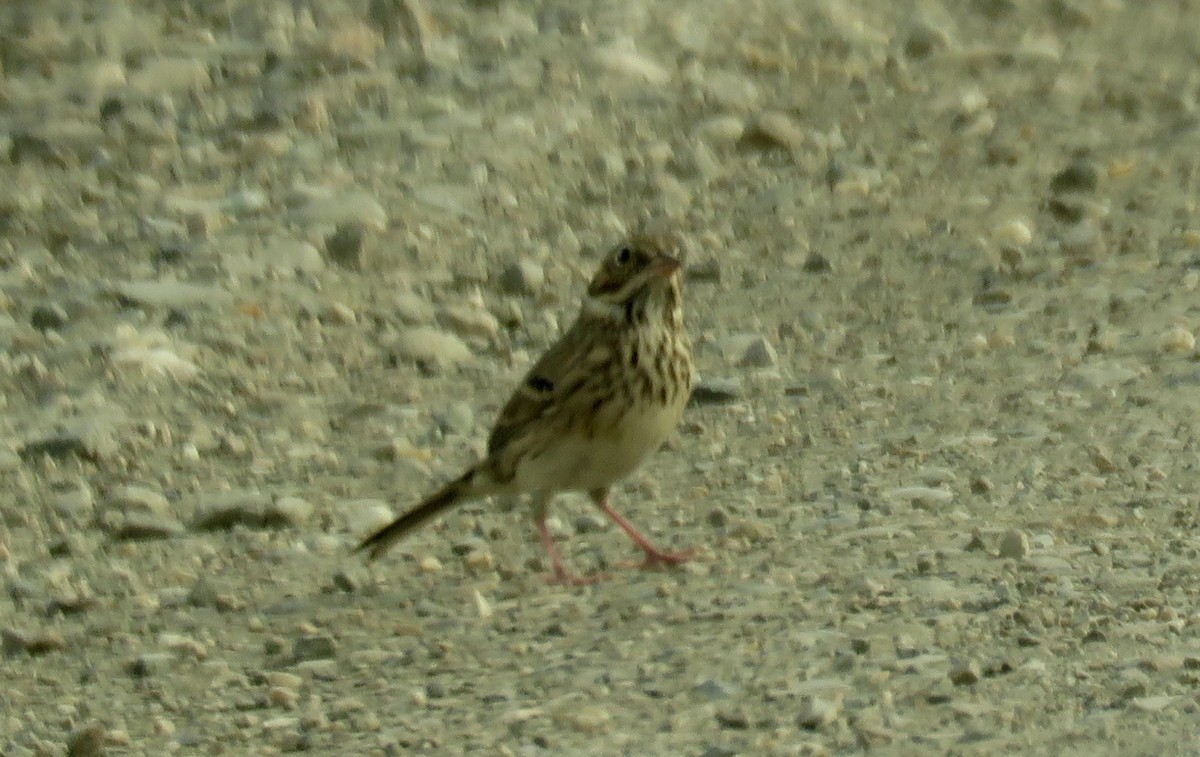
356 230 696 584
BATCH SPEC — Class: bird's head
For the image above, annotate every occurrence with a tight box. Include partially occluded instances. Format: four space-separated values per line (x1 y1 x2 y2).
584 233 684 322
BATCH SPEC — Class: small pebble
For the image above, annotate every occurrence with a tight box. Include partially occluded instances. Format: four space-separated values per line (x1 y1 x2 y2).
390 327 472 370
434 403 475 436
30 302 69 331
949 659 982 685
474 589 493 619
295 191 388 231
706 507 730 528
987 328 1015 349
693 114 747 145
2 627 68 656
885 486 954 507
323 302 357 325
259 238 325 273
686 258 722 283
324 222 370 269
107 484 170 515
128 652 177 677
994 217 1033 248
802 253 833 273
574 513 607 533
269 496 314 527
1159 325 1195 354
970 476 993 494
693 678 736 700
66 722 107 757
269 686 300 709
1050 160 1099 193
266 671 304 689
796 695 841 729
500 259 545 295
1118 670 1151 699
393 293 436 325
439 304 501 341
738 111 805 153
114 280 233 309
592 43 669 85
737 336 778 368
105 512 186 541
1060 220 1103 259
292 635 337 662
557 703 611 734
715 708 750 729
53 482 94 520
1128 696 1175 713
998 529 1030 559
160 633 206 660
191 491 272 531
465 549 495 571
904 20 951 59
689 378 743 406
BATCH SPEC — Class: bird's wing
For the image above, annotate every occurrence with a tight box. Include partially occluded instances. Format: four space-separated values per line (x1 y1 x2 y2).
486 320 613 457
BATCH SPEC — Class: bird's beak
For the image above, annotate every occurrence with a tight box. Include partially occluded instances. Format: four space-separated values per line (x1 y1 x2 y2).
652 255 682 277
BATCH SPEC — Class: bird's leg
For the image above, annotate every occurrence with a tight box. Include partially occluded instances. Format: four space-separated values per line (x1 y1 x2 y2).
590 488 693 569
534 494 604 585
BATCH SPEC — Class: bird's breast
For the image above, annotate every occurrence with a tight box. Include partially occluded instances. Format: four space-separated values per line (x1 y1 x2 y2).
512 389 686 494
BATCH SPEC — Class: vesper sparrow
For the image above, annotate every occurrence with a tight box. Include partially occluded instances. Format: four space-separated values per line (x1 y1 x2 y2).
357 231 695 584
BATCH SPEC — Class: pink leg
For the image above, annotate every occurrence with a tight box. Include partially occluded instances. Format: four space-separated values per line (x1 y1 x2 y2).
594 492 693 569
537 519 605 586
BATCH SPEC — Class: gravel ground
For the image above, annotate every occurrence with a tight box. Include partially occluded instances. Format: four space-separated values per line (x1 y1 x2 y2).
3 1 1200 755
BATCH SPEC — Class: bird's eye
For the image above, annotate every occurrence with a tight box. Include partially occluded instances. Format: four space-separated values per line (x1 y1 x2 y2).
615 247 632 265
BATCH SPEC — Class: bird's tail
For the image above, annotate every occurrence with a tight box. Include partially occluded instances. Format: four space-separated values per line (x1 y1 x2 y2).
356 464 495 561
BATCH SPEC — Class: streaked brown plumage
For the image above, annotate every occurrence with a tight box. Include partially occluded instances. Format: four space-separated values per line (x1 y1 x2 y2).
356 231 695 584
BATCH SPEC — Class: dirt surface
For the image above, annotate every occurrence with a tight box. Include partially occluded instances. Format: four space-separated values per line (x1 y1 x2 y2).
3 1 1200 754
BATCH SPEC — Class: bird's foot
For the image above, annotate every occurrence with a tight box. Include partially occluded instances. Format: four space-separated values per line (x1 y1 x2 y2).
545 568 609 586
621 547 695 571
